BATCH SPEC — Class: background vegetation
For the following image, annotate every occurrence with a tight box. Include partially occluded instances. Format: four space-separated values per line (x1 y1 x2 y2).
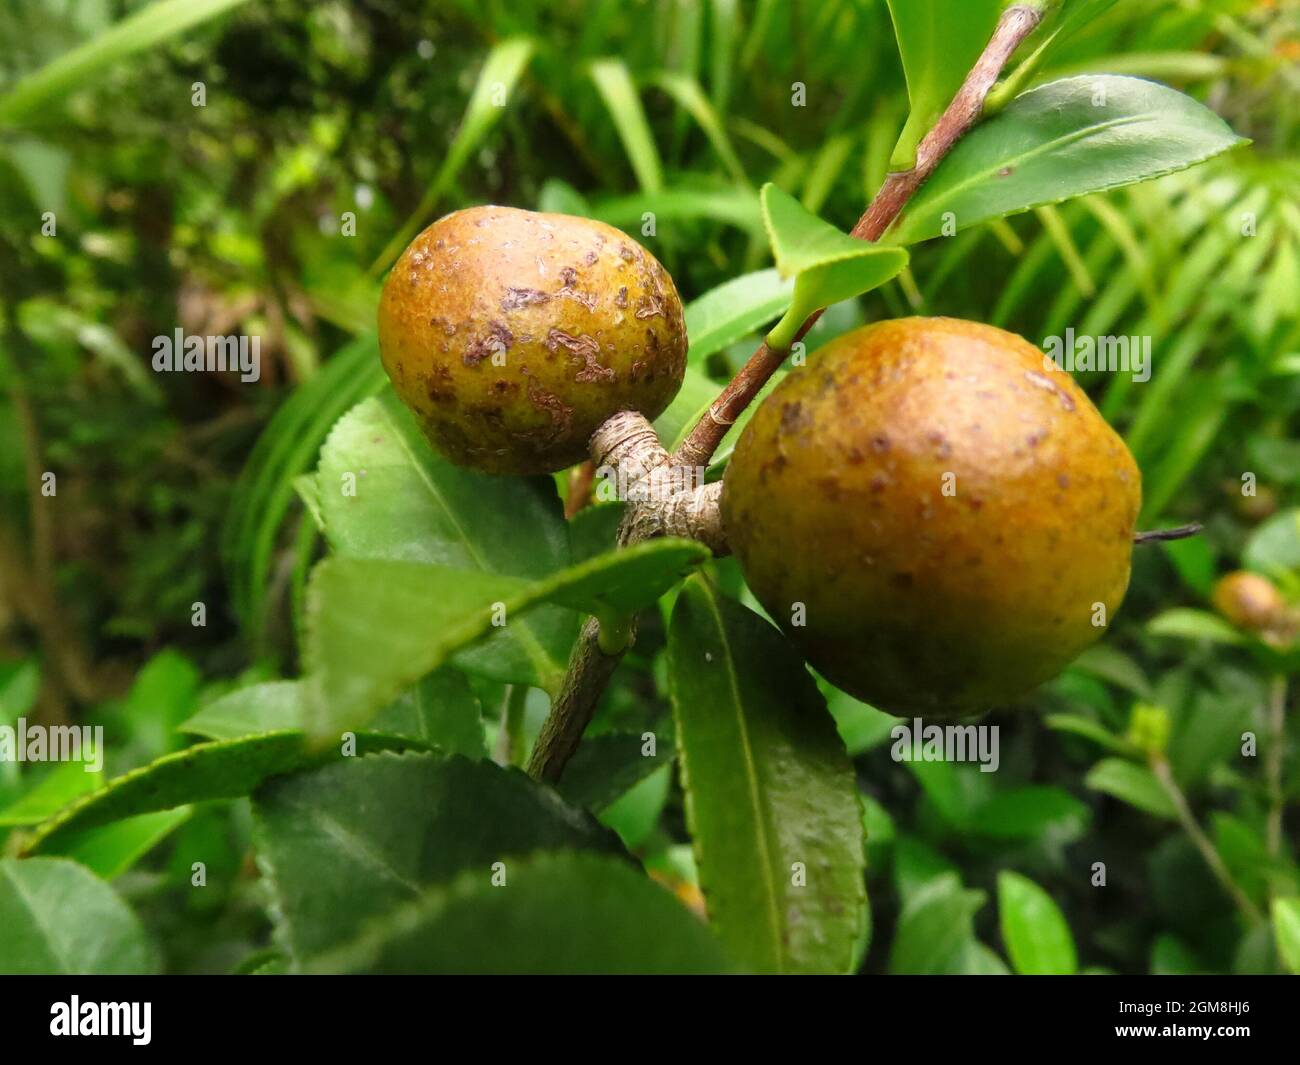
0 0 1297 974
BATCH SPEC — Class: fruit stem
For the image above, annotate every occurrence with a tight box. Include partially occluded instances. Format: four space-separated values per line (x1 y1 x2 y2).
671 3 1045 472
527 4 1046 785
1133 522 1203 545
526 615 629 783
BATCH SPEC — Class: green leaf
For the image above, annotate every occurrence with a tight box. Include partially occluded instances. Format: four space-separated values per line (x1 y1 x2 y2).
1152 934 1203 975
590 186 763 235
303 540 705 743
6 138 71 219
906 757 993 831
23 732 431 855
52 808 193 880
315 392 576 691
972 786 1091 841
1162 533 1217 597
590 59 663 193
888 873 985 974
861 795 896 869
885 0 1004 170
1018 1 1122 79
650 71 747 184
1213 814 1276 907
1085 758 1177 820
890 76 1247 244
1243 508 1300 578
566 501 624 564
801 132 856 215
1044 713 1138 755
293 473 324 531
310 853 729 974
708 0 740 113
0 858 156 974
0 0 254 126
653 364 721 452
1071 644 1151 698
558 732 674 812
0 761 103 826
1147 608 1247 646
598 764 672 849
116 649 201 756
955 940 1012 975
825 688 898 757
1169 690 1252 788
684 268 794 365
184 674 486 759
667 576 865 974
0 659 39 724
372 38 536 270
252 752 620 961
536 178 590 216
893 834 960 901
221 334 387 642
997 870 1078 975
182 681 304 739
1272 897 1300 975
371 670 486 759
761 183 908 350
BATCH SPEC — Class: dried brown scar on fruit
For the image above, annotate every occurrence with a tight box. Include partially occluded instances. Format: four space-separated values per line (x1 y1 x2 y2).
463 321 513 366
501 288 550 311
546 330 614 383
635 293 665 320
1023 370 1077 412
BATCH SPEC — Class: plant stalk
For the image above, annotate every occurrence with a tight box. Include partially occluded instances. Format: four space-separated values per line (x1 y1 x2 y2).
673 2 1044 471
526 3 1045 784
1266 673 1288 861
1151 756 1263 924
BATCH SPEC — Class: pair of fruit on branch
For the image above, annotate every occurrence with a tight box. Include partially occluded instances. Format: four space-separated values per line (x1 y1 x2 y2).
378 203 1140 722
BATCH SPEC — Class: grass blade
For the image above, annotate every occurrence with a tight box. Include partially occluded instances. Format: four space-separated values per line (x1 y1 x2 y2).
0 0 253 125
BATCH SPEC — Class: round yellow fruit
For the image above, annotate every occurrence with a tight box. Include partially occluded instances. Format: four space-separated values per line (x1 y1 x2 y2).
1212 570 1288 633
378 205 687 475
722 317 1142 719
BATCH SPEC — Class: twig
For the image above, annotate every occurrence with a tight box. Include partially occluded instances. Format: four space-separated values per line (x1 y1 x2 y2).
1133 522 1203 545
1151 756 1263 924
527 617 629 783
0 324 114 710
525 5 1044 784
673 3 1045 471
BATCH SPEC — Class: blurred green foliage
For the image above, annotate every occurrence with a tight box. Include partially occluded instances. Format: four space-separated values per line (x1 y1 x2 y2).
0 0 1297 974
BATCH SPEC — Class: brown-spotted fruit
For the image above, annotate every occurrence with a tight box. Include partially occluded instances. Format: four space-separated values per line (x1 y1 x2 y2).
1212 570 1297 648
1212 570 1287 633
722 317 1142 718
379 205 687 475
